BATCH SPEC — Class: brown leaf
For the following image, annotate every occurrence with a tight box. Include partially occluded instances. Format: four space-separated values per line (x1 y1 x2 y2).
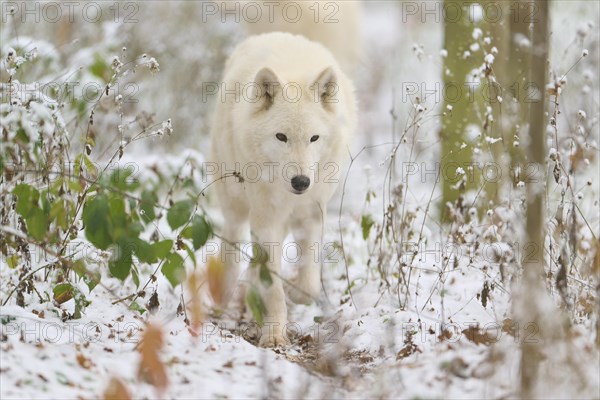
396 342 421 359
146 291 160 314
76 352 93 369
438 328 453 341
553 162 561 183
396 332 422 360
480 281 490 308
501 318 516 337
207 256 225 305
462 325 497 346
186 269 204 335
103 376 131 400
137 323 168 393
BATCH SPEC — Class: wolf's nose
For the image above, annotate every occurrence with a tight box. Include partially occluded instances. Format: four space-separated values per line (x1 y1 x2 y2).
291 175 310 192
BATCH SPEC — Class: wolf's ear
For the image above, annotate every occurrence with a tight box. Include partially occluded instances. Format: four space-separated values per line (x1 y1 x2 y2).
253 67 280 110
312 66 338 111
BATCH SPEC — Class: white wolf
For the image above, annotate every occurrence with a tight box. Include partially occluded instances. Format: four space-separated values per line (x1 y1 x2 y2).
209 32 357 347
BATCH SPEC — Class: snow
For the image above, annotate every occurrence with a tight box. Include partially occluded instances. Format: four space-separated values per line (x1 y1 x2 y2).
1 1 599 399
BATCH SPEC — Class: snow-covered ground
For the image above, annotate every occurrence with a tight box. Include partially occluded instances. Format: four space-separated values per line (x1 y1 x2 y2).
1 1 599 399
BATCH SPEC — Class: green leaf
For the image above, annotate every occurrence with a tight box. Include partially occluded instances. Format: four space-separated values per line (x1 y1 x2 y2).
167 200 193 230
89 53 110 81
139 189 158 222
26 207 48 240
129 301 146 315
361 214 375 240
85 270 101 291
0 315 16 324
15 127 29 143
7 254 18 269
180 226 192 239
179 240 197 266
162 252 185 287
107 166 139 192
249 243 271 286
108 196 127 235
40 190 51 215
151 240 173 260
250 243 269 266
73 291 90 319
245 287 266 326
74 154 83 176
191 215 211 250
73 260 100 291
135 239 173 264
67 177 85 193
83 195 113 250
259 263 273 287
131 266 140 288
109 238 134 281
53 283 74 304
133 239 154 264
50 201 68 230
83 154 98 180
13 184 38 217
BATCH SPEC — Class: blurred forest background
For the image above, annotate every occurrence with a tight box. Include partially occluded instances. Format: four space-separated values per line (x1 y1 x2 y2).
1 1 599 398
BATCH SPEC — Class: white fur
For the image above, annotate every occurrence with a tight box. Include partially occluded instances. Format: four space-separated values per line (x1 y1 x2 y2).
209 32 357 347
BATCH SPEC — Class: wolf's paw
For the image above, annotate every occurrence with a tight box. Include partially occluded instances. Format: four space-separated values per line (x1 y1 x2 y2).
258 332 288 348
286 274 320 305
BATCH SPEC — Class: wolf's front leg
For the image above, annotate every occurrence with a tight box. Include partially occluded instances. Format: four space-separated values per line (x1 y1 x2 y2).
287 206 325 305
248 211 288 347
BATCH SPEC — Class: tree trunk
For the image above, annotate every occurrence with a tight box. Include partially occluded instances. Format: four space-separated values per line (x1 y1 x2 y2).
439 1 494 218
519 0 549 397
440 1 480 217
508 0 532 170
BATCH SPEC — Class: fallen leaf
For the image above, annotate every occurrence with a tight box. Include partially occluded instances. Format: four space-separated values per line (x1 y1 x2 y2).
207 256 225 304
186 269 204 335
501 318 517 337
76 352 93 369
103 376 131 400
462 325 498 346
137 323 168 393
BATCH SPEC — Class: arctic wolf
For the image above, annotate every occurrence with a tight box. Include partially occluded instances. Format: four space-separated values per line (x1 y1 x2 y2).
210 32 357 347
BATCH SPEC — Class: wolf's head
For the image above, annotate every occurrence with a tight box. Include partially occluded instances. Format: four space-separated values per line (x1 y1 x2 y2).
240 66 345 195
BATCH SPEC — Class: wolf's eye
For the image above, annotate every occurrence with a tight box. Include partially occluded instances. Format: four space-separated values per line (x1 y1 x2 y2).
276 133 288 143
310 135 320 143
